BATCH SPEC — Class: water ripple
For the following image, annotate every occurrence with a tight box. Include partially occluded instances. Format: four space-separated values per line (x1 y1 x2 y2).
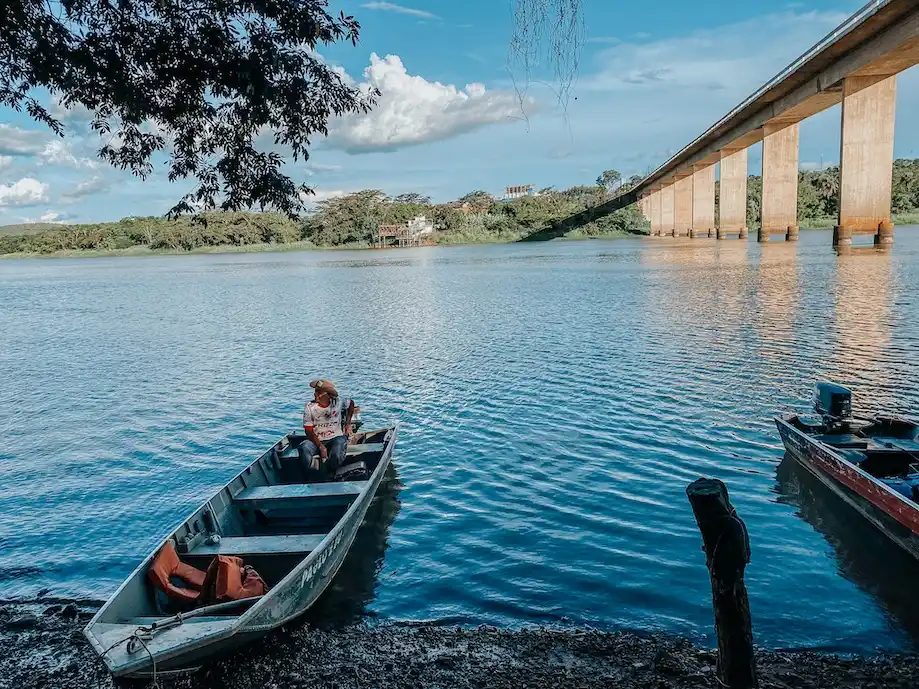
2 230 919 652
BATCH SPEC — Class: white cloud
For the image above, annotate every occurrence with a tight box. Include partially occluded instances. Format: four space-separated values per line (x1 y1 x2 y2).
586 36 621 45
39 211 67 223
14 209 75 225
0 178 50 206
0 155 12 172
50 98 95 126
33 210 71 224
301 188 345 205
581 11 848 94
61 175 112 202
0 125 49 156
552 9 852 176
304 162 343 175
360 2 438 19
329 53 531 153
40 140 99 169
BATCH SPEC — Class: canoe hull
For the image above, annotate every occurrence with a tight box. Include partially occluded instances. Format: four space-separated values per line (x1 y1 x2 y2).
84 425 398 678
237 435 392 635
775 415 919 560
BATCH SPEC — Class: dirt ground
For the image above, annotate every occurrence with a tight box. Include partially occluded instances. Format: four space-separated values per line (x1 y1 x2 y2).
2 601 918 689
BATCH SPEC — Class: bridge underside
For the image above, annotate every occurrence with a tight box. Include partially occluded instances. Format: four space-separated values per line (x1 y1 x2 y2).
530 0 919 251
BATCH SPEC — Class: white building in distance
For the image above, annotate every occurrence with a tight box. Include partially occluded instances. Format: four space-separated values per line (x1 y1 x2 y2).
504 184 536 200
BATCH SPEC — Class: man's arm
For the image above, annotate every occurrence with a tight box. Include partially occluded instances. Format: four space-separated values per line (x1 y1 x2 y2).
303 405 327 459
344 400 356 435
305 426 327 459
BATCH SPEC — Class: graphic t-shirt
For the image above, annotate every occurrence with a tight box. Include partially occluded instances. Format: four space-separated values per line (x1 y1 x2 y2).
303 401 343 441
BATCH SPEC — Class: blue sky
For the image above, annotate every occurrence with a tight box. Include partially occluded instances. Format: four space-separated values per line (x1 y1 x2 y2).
2 0 918 224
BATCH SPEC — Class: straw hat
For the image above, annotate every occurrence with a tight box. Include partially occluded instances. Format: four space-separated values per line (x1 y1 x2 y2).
310 378 338 397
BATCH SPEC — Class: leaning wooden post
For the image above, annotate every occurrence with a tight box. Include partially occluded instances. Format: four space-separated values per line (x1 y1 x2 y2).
686 478 758 689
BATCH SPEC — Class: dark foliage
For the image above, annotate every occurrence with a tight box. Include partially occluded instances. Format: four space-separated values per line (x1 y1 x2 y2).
0 0 375 216
0 178 650 255
712 159 919 228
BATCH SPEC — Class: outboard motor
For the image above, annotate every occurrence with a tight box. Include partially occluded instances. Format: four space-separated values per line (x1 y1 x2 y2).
814 382 853 431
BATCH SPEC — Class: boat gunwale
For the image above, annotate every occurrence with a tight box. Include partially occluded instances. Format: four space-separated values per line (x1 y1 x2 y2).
237 424 397 630
83 423 398 675
775 413 919 527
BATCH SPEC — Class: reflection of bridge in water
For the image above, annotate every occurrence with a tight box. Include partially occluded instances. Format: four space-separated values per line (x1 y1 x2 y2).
827 250 900 409
524 0 919 252
755 245 801 369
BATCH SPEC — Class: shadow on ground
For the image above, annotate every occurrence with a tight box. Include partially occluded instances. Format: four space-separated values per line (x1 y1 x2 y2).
517 190 637 242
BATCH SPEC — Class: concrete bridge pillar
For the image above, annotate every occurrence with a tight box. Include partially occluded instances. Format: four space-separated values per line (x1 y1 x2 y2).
674 175 693 237
760 122 799 243
718 147 748 239
836 74 897 252
692 164 715 238
650 189 662 236
639 195 651 224
661 184 675 237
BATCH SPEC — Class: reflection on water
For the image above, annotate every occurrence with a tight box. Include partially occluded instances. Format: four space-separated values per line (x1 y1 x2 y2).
302 466 403 629
757 244 800 366
830 252 900 411
774 455 919 646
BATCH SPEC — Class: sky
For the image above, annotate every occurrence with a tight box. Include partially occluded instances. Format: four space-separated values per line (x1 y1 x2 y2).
2 0 919 225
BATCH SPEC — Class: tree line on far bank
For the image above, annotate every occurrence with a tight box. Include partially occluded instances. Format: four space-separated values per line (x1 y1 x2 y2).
4 159 919 256
733 158 919 228
0 172 649 255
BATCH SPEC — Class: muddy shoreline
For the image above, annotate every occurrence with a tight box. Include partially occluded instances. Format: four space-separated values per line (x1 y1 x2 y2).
3 602 919 689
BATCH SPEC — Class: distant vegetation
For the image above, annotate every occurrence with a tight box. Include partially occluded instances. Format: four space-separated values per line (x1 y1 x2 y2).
731 158 919 229
0 171 649 257
4 160 919 258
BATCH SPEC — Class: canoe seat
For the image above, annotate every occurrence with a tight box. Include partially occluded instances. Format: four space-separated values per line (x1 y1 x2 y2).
816 433 869 449
277 442 384 461
345 443 384 455
234 481 367 509
191 534 327 557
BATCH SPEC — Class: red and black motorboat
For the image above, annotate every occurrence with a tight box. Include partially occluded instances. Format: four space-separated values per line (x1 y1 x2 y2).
776 383 919 559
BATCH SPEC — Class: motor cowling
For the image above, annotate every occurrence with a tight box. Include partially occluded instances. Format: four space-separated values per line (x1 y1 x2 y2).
814 382 852 421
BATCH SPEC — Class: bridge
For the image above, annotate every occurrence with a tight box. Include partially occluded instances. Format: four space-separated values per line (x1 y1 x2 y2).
616 0 919 253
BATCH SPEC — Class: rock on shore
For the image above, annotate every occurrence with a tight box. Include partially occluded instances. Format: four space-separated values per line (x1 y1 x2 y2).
2 602 919 689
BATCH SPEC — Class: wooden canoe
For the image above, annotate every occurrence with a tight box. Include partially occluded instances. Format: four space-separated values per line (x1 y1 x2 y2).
83 425 398 678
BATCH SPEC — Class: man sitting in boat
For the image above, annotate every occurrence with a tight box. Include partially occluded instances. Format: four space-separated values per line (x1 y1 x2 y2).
299 378 356 477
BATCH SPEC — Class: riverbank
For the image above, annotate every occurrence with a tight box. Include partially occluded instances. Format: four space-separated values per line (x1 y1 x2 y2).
2 601 918 689
0 229 633 260
798 212 919 229
4 212 919 261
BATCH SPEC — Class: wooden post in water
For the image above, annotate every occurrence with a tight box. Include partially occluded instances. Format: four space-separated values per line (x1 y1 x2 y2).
686 478 758 689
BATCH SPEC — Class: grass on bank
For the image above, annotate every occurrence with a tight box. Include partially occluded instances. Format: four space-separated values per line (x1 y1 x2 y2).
789 213 919 230
0 239 376 260
0 222 636 260
0 231 634 259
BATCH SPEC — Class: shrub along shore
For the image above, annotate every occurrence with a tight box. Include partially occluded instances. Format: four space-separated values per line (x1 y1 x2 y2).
4 159 919 259
0 183 650 259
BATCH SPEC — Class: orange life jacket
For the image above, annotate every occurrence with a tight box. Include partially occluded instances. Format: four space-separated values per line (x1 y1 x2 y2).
200 555 268 604
147 540 207 603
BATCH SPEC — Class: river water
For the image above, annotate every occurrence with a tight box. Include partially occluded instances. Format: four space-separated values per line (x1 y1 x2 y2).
2 229 919 653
